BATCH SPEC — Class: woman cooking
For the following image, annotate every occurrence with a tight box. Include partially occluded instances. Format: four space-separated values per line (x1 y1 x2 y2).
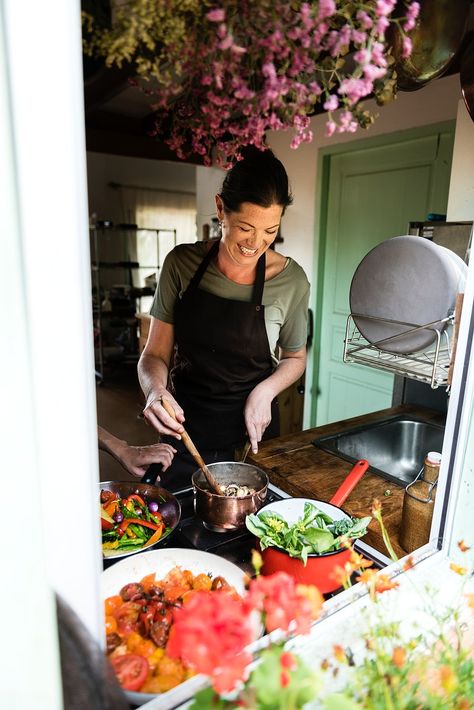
138 147 310 492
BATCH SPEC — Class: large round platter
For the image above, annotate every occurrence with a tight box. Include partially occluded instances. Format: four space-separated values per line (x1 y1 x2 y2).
349 236 467 354
102 548 247 707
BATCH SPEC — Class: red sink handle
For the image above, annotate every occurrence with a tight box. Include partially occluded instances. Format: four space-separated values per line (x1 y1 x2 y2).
329 459 369 508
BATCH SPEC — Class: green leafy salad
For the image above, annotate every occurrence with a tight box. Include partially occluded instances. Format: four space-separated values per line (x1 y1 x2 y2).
246 502 371 565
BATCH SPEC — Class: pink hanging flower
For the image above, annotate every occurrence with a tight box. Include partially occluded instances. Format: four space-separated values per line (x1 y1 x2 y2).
323 94 339 111
206 8 226 22
402 36 413 58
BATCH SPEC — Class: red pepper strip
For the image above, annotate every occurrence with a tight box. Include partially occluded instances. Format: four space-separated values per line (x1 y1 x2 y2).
126 494 145 507
117 518 160 537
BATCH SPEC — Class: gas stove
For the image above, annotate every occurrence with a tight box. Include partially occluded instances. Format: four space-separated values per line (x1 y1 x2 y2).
158 482 288 577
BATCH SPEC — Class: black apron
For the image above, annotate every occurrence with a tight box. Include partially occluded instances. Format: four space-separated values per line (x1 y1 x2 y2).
161 239 279 491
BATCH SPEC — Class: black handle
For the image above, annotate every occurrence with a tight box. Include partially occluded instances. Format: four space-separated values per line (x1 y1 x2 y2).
140 462 163 486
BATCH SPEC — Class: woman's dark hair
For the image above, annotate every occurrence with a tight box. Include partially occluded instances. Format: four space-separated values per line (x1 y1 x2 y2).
219 146 293 214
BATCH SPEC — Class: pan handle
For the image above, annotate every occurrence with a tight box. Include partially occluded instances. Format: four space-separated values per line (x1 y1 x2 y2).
141 463 163 486
329 459 369 508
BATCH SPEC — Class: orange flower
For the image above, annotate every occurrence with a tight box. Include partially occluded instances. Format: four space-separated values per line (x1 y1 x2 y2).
331 564 352 588
373 574 399 594
465 593 474 612
403 556 415 571
450 563 467 576
457 540 471 553
333 644 346 663
356 568 377 585
349 550 373 569
391 646 406 668
439 665 457 694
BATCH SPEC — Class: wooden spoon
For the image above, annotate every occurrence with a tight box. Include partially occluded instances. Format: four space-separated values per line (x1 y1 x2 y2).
160 397 223 495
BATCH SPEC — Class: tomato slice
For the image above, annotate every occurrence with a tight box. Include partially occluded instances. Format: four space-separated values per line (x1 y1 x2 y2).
110 653 149 691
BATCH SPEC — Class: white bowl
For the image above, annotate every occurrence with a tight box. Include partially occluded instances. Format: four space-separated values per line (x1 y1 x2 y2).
102 548 247 707
257 497 350 525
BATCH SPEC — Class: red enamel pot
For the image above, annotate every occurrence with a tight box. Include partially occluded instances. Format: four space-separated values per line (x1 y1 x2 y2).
258 459 369 594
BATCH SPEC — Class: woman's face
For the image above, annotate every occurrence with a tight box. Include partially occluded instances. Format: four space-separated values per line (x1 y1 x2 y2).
216 197 283 266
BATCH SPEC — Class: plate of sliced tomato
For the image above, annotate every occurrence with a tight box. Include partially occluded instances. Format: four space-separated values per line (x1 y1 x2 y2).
100 481 181 560
102 548 248 706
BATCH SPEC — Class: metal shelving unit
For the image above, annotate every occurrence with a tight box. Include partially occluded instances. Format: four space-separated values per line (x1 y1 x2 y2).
90 225 176 380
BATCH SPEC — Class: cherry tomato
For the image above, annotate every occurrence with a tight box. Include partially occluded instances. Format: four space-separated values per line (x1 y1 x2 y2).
105 615 118 634
115 601 142 635
110 653 149 691
104 595 122 616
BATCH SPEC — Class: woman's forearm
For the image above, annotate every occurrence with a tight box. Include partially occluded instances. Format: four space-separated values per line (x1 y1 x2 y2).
137 352 170 406
98 425 127 461
262 348 307 400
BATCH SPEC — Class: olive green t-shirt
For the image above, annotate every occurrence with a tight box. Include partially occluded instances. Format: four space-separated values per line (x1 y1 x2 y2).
150 241 310 366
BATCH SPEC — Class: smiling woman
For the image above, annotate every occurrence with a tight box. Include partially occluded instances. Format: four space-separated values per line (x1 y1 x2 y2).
138 147 310 492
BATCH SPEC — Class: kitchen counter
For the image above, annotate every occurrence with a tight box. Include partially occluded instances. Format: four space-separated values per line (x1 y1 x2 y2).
247 405 445 559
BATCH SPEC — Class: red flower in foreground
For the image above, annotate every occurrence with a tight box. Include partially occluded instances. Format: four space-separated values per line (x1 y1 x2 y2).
167 590 253 693
244 571 322 635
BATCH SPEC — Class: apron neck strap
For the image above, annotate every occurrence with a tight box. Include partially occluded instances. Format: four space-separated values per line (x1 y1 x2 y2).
187 238 266 304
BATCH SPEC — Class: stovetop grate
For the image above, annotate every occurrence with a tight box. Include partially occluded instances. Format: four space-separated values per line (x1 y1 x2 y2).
158 486 284 575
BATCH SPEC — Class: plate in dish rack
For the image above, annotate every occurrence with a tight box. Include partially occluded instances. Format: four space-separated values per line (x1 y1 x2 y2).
349 235 467 354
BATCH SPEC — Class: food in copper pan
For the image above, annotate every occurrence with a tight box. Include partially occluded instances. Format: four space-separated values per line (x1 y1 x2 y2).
218 483 256 497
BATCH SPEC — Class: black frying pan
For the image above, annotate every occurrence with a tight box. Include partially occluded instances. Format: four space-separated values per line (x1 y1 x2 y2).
100 463 181 560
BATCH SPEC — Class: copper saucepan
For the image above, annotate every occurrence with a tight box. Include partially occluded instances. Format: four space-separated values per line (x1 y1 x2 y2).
192 461 269 532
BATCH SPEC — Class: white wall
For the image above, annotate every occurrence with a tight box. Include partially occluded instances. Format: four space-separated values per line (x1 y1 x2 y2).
86 152 197 223
447 99 474 221
196 164 226 240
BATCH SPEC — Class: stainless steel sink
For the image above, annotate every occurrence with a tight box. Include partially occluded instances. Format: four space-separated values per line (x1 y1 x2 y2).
313 416 445 486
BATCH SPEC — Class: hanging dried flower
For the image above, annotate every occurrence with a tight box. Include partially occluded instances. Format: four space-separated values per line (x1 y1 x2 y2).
83 0 420 166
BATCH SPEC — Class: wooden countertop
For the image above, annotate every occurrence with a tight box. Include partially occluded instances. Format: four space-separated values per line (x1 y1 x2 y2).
247 405 445 559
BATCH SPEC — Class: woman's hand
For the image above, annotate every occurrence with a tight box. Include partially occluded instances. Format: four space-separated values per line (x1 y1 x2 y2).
244 383 274 455
142 393 185 440
244 347 307 454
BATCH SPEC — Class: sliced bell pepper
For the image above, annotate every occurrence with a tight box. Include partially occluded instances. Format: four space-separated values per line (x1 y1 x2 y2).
143 526 165 548
126 494 146 507
104 499 119 516
101 505 115 531
117 518 161 537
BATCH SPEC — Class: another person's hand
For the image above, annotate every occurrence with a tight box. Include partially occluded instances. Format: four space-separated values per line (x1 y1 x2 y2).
98 426 176 478
244 383 274 455
142 392 186 440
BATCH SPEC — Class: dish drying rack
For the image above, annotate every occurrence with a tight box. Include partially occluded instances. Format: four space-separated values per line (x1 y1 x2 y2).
343 312 455 389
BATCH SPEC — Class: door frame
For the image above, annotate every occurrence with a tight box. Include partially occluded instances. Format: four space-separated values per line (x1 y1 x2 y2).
310 119 456 427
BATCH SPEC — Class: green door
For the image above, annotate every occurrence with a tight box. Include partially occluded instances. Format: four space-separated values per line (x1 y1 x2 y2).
313 124 454 426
